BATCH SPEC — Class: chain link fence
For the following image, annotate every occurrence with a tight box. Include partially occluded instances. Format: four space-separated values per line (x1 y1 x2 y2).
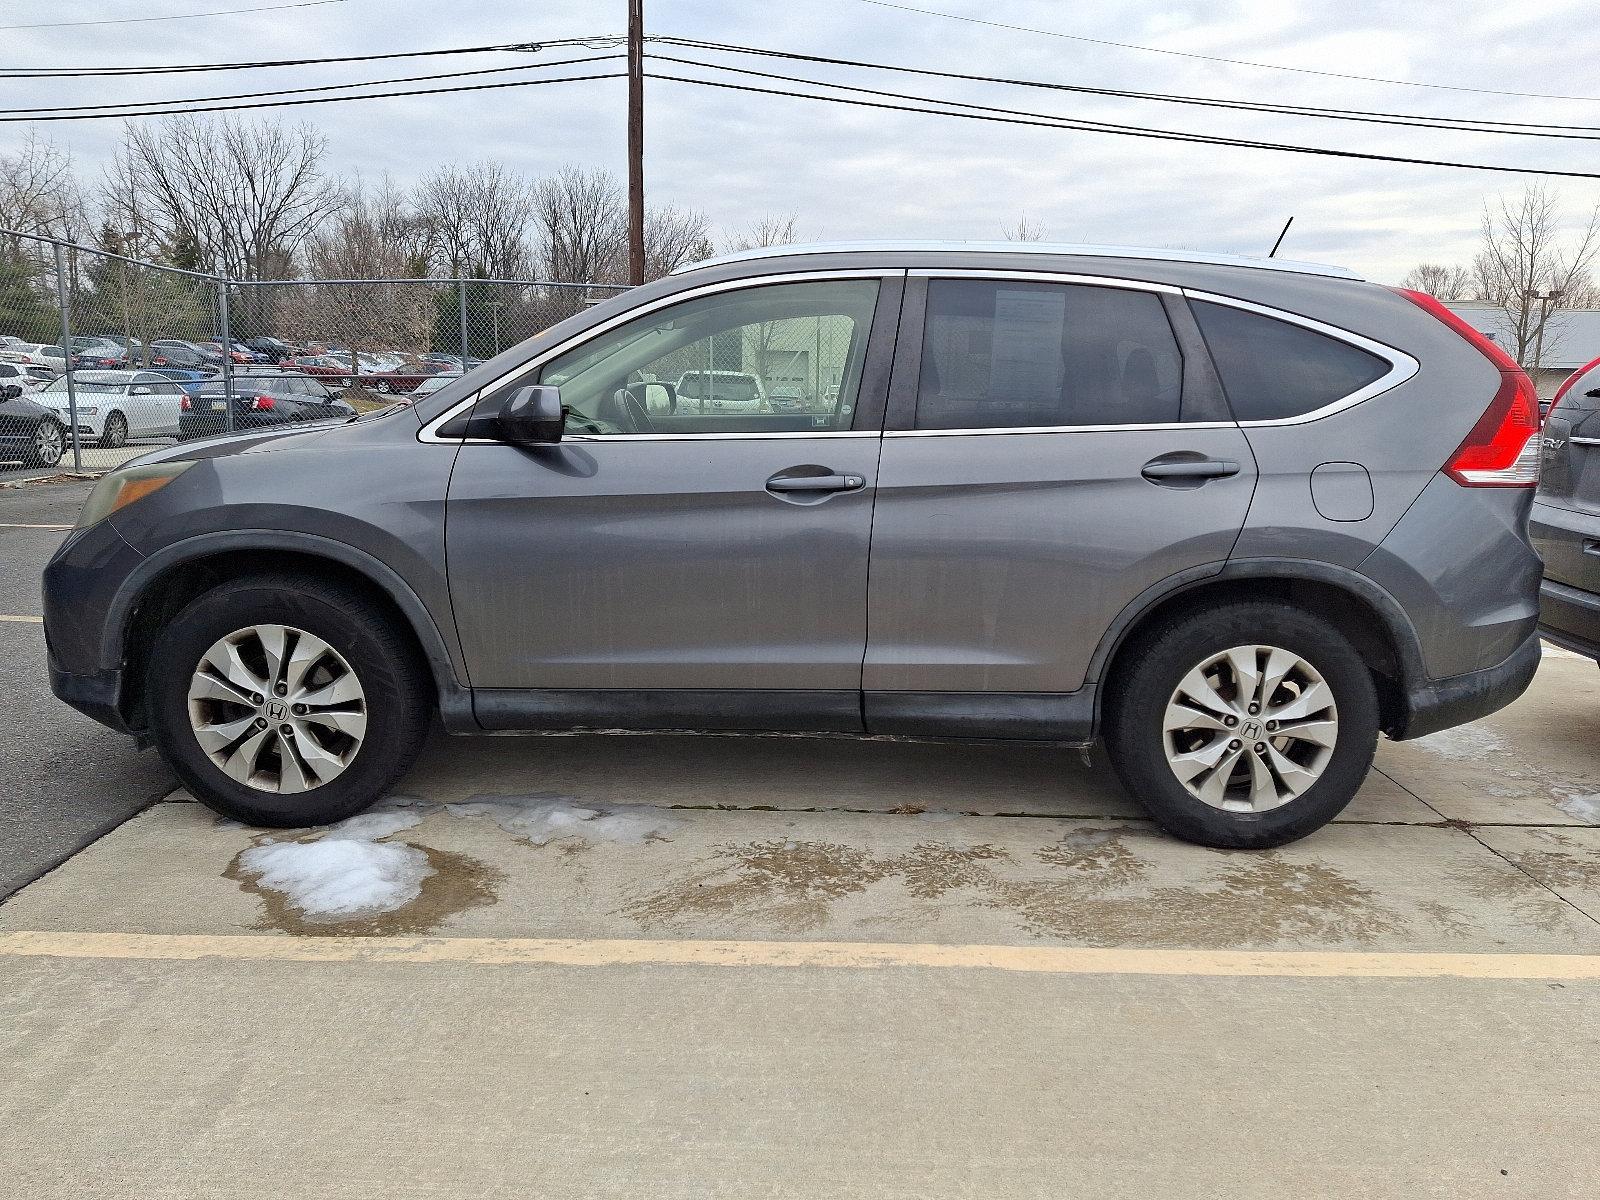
0 229 627 476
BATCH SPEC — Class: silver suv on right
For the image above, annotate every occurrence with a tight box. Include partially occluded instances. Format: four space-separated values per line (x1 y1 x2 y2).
43 243 1545 849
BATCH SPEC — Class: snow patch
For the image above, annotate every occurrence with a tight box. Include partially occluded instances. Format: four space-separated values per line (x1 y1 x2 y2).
447 792 676 845
326 810 423 841
237 837 433 918
1557 793 1600 823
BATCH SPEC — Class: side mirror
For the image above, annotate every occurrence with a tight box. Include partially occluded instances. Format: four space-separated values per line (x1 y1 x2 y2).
641 381 676 413
498 385 565 445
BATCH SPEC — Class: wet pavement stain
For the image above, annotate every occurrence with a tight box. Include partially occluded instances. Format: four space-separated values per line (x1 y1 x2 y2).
620 827 1414 947
1498 833 1600 893
618 839 1012 931
226 844 504 937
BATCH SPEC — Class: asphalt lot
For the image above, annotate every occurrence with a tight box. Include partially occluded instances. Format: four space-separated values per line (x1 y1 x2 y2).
0 477 172 898
2 476 1599 1196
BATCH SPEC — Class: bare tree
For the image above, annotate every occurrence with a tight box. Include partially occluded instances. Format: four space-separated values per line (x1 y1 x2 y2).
102 116 342 281
0 134 85 242
414 161 538 279
1472 184 1600 367
1002 214 1047 242
279 178 435 358
1398 262 1475 299
724 213 802 253
645 204 713 278
530 165 626 284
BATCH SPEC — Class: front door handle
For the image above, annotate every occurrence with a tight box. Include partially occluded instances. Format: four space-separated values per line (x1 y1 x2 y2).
1141 457 1241 483
766 472 866 493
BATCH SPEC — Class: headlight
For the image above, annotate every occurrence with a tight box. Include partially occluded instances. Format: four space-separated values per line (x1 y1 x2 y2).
76 461 195 528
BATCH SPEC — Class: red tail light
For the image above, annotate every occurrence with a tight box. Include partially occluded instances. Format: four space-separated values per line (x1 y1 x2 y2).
248 395 275 410
1394 289 1541 487
180 396 191 411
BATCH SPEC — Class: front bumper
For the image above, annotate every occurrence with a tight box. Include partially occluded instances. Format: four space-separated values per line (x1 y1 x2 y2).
48 653 133 734
1389 630 1542 740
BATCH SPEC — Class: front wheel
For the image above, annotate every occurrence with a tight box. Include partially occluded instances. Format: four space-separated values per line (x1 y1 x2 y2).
27 417 63 467
1104 601 1379 849
146 574 431 826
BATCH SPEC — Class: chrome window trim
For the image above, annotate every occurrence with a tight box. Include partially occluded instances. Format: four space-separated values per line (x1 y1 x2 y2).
886 422 1234 438
908 267 1180 295
1181 288 1419 427
418 268 895 446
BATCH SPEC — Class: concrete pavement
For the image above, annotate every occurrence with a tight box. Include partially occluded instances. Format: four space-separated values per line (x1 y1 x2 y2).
2 654 1598 1197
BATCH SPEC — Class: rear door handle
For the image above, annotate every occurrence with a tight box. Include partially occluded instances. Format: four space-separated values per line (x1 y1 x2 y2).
766 472 866 493
1141 458 1240 482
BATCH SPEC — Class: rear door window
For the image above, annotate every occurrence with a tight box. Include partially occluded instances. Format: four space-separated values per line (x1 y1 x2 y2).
1190 299 1388 422
915 280 1184 429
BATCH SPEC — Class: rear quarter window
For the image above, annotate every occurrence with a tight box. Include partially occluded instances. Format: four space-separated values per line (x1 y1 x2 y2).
1191 299 1388 422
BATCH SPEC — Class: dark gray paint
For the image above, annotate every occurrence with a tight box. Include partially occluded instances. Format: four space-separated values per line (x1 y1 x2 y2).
40 243 1546 750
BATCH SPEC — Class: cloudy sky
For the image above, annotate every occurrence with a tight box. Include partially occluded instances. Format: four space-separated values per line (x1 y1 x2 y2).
6 0 1600 281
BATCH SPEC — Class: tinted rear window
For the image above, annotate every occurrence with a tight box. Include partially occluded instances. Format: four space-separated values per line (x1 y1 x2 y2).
1191 299 1388 422
916 280 1184 429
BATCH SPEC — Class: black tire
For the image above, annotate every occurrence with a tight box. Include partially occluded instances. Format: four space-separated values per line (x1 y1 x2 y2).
99 410 128 448
26 417 63 467
1104 601 1379 849
146 573 431 827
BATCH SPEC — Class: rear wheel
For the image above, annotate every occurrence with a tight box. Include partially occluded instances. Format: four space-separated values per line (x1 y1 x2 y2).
147 574 431 827
26 417 63 467
99 410 128 448
1104 601 1379 848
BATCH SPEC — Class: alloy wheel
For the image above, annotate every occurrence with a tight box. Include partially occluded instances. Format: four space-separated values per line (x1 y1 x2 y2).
1162 644 1339 813
32 419 63 466
186 624 368 794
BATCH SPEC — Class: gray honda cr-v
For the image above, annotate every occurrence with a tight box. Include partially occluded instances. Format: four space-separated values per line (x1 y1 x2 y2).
43 243 1545 848
1532 354 1600 663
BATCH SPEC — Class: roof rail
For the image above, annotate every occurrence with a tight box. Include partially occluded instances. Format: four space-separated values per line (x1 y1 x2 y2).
673 240 1363 281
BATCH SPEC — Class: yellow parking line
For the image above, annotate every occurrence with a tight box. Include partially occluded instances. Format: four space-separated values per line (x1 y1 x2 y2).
2 931 1598 980
0 614 42 623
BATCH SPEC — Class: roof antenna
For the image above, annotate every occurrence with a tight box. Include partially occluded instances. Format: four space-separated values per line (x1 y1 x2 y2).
1268 216 1295 258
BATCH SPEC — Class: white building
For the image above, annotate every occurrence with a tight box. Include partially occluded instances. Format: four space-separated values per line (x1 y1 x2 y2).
1444 303 1600 399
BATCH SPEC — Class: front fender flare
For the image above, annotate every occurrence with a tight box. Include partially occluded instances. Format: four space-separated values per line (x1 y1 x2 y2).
103 528 474 730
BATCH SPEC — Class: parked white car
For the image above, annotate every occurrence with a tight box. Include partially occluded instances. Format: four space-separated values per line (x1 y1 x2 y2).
0 344 63 374
673 369 768 413
36 370 186 447
0 361 48 394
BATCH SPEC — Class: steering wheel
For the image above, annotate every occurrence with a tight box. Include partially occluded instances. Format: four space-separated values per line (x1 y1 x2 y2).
611 386 656 434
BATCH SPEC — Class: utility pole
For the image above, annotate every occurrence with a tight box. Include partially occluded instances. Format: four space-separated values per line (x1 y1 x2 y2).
627 0 645 286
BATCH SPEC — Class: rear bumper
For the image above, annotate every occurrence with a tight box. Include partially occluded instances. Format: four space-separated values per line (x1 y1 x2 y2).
1389 630 1542 740
1539 578 1600 662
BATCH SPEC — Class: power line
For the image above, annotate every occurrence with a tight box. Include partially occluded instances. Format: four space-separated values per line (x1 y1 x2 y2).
647 63 1600 179
658 37 1600 138
0 70 623 122
0 0 348 32
0 38 617 80
856 0 1600 104
0 54 623 117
